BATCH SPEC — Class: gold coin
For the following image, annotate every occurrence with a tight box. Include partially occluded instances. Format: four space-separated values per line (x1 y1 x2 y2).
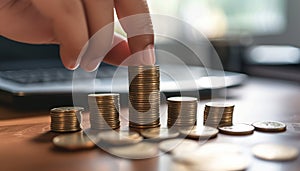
158 138 198 154
140 128 179 140
97 130 143 145
180 126 219 139
218 123 254 135
252 121 286 132
52 132 96 150
107 142 158 159
252 143 299 161
50 106 84 113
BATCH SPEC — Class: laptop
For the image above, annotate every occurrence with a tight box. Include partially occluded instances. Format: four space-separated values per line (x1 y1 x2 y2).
0 36 247 109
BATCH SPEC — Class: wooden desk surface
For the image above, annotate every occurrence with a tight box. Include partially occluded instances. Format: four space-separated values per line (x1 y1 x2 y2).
0 77 300 171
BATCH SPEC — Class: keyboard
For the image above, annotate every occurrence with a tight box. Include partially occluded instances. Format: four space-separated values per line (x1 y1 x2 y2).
0 67 119 84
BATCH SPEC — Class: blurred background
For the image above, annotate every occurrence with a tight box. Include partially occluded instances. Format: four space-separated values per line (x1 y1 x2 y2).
0 0 299 81
147 0 300 82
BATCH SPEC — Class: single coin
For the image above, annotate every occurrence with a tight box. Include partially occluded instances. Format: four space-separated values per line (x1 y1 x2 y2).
52 132 96 150
179 126 219 139
51 106 84 113
108 142 158 159
167 96 197 102
140 128 179 140
252 143 299 161
205 102 235 108
185 153 249 171
252 121 286 132
97 130 143 145
174 142 249 170
158 138 198 154
218 123 255 135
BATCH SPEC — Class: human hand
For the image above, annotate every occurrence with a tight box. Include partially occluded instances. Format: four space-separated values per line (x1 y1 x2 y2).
0 0 155 71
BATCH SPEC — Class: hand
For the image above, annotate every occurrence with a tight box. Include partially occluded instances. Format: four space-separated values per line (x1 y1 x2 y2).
0 0 155 71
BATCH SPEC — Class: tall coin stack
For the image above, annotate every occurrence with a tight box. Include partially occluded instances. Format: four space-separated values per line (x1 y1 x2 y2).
88 93 120 130
167 97 198 127
128 65 160 129
203 102 234 127
50 107 83 132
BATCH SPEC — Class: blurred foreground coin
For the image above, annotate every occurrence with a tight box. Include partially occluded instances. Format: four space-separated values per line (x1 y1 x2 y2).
108 142 158 159
252 143 299 161
97 130 143 145
158 138 198 154
53 132 96 150
179 126 219 139
174 142 249 171
141 128 179 140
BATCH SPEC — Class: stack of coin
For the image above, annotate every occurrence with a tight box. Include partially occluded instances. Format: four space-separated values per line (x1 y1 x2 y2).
203 102 234 128
167 97 198 127
88 93 120 130
128 65 160 129
50 107 83 132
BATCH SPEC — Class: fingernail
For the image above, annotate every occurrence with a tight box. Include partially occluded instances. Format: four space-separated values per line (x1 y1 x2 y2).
66 60 79 70
84 60 100 72
143 45 155 65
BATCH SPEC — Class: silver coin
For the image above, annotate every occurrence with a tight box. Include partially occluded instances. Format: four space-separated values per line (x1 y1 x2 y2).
252 121 286 132
180 126 219 139
218 123 254 135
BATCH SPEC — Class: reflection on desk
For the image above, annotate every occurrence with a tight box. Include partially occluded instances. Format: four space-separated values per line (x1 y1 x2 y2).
0 77 300 171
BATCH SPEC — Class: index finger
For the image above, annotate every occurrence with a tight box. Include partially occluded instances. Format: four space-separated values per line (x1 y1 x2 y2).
114 0 155 65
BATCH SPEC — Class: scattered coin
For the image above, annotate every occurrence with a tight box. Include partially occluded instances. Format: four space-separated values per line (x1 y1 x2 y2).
108 142 158 159
218 123 254 135
158 138 199 154
52 132 96 150
187 153 250 171
140 128 179 140
252 121 286 132
97 130 143 145
50 106 83 132
167 96 198 127
128 65 160 129
179 126 219 139
203 102 234 127
252 143 299 161
173 142 249 170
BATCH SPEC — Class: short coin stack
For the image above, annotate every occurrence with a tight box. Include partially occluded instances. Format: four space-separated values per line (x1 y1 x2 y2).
203 102 234 128
88 93 120 130
167 97 198 127
128 65 160 129
50 107 83 132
